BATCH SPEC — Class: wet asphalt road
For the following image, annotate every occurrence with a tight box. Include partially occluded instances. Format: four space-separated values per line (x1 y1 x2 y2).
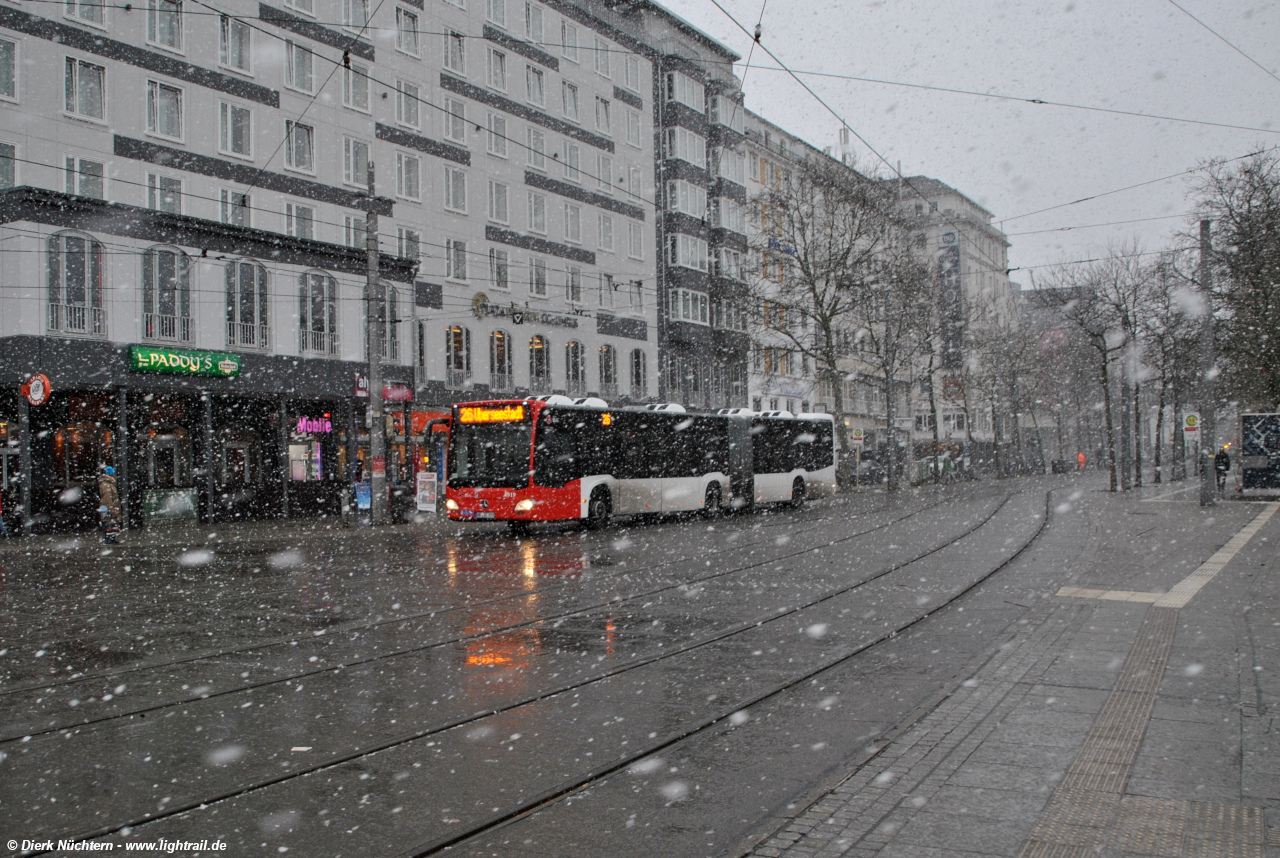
0 475 1093 856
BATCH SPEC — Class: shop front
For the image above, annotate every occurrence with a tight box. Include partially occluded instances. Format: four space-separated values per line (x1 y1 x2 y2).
287 405 346 518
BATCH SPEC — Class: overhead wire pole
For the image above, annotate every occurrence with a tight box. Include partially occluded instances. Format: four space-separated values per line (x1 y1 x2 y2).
367 160 387 525
1198 219 1216 507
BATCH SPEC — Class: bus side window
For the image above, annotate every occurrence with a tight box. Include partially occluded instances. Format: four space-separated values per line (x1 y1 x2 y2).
534 413 576 487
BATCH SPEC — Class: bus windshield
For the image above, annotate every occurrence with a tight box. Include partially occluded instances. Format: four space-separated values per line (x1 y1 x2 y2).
448 422 533 488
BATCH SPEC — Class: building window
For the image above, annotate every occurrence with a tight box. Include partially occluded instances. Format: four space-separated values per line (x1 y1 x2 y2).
713 147 747 186
598 272 614 307
525 1 543 42
561 81 579 121
343 0 368 29
396 152 421 200
486 113 508 157
627 165 642 200
396 7 419 55
713 248 742 281
594 36 610 77
711 196 744 233
285 120 314 172
565 265 581 302
285 42 314 92
595 96 610 133
488 179 508 223
364 283 400 361
64 58 105 120
565 340 585 394
670 288 710 325
0 142 13 189
286 202 314 239
344 214 366 248
146 81 184 141
528 256 547 296
599 344 616 395
529 334 550 389
663 127 705 165
625 109 641 148
563 203 582 244
490 329 512 391
343 61 370 111
444 30 465 74
527 127 546 170
220 15 251 72
285 0 313 15
396 80 420 127
344 137 370 186
487 48 506 90
65 157 104 199
597 214 613 251
446 238 467 280
559 20 577 61
623 54 640 92
445 325 471 387
627 222 643 260
666 179 706 218
225 259 268 349
526 65 544 105
0 40 13 102
397 226 420 260
666 234 708 271
665 70 704 112
66 0 104 26
299 271 337 354
219 102 252 157
141 246 191 342
627 279 643 310
709 95 744 133
47 232 105 336
562 142 580 182
486 0 506 26
148 0 182 51
443 97 466 143
444 167 467 212
147 173 182 213
489 247 509 289
527 192 546 234
630 348 647 398
595 153 612 194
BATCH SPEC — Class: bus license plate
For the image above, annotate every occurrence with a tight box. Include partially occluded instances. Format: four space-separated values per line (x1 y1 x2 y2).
474 511 495 520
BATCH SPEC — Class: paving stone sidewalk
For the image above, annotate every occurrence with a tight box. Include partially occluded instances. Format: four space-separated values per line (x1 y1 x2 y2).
747 497 1280 858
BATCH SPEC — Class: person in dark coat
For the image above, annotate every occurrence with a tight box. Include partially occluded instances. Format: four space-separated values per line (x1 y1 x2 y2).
1214 447 1231 491
97 465 122 543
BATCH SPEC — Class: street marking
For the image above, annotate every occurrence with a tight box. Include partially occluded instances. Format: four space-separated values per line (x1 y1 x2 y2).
1141 484 1199 502
1154 503 1278 609
1057 587 1162 603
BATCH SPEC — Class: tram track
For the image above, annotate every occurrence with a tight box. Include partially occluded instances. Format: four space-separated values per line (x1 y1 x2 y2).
0 491 961 742
21 487 1043 853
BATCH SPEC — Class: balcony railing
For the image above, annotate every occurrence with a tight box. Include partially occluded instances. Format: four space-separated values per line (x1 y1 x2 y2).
446 368 471 389
599 382 618 400
300 329 338 355
529 373 551 393
48 303 105 337
566 379 587 397
630 385 648 401
144 313 192 343
227 322 270 350
490 372 513 393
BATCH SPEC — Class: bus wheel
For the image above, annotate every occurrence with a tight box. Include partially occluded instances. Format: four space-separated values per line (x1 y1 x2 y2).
703 483 722 518
791 477 807 509
508 520 530 536
586 489 612 530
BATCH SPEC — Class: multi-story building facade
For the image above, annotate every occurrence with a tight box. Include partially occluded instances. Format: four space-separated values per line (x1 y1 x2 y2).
0 0 679 530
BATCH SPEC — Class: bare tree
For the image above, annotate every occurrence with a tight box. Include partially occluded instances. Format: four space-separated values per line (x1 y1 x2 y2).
1139 252 1203 482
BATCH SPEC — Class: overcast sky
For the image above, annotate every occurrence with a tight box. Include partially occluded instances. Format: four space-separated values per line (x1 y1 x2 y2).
668 0 1280 287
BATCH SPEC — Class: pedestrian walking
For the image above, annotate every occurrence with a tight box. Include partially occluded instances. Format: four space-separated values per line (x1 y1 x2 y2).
97 465 122 544
1214 446 1231 491
1077 451 1086 471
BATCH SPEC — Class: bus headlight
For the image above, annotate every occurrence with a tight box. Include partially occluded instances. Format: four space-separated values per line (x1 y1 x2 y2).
514 498 536 512
445 498 459 511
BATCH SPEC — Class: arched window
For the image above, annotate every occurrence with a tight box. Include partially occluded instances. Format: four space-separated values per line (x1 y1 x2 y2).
142 246 191 342
630 348 647 399
299 271 338 354
364 283 400 361
445 325 471 388
598 344 617 398
565 340 586 396
225 259 268 348
529 334 550 391
490 329 512 391
47 231 105 336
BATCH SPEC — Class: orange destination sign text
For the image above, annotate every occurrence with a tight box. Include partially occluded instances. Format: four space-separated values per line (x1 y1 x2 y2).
459 404 527 424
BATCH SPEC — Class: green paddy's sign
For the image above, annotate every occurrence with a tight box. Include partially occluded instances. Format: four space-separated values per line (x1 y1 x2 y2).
129 346 242 378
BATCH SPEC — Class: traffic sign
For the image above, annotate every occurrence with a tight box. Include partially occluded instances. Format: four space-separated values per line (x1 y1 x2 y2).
851 428 865 446
1183 412 1201 434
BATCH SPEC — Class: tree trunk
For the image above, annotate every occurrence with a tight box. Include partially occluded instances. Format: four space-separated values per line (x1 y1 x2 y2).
1101 353 1119 492
1133 380 1143 488
885 370 897 491
928 359 941 484
991 402 1002 478
1153 381 1166 484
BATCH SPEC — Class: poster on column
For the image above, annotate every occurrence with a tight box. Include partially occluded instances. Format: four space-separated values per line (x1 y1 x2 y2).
416 471 437 512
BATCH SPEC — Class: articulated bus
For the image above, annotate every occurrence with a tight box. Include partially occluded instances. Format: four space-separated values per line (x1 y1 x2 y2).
445 396 836 530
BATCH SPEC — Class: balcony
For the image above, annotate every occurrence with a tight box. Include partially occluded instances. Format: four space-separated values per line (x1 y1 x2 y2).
145 313 192 343
529 373 551 393
48 303 105 337
566 380 587 397
599 382 618 400
446 368 471 389
227 322 270 350
630 385 647 401
300 329 338 355
490 372 513 393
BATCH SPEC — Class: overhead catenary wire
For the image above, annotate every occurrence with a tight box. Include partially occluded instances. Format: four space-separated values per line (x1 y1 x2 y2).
1164 0 1280 87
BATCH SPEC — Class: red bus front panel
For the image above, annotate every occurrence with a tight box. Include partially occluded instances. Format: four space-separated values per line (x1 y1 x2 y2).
448 482 581 522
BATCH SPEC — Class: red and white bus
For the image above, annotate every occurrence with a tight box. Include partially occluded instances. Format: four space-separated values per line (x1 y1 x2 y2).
444 396 836 530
